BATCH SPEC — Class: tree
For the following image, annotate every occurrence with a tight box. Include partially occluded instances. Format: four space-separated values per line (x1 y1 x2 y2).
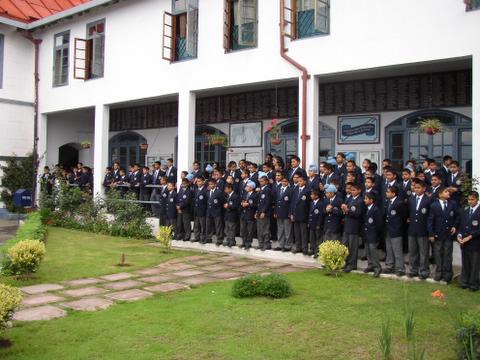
0 154 34 212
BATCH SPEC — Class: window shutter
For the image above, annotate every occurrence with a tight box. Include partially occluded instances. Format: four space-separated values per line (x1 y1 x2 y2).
162 11 175 62
314 0 329 33
223 0 232 52
73 38 90 80
91 34 105 78
238 0 257 47
282 0 297 40
186 0 198 58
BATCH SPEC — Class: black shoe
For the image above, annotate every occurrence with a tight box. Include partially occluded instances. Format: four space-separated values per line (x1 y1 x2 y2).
265 245 272 250
419 274 428 280
313 254 319 259
433 275 442 282
205 240 212 244
363 267 374 273
215 242 222 246
282 248 290 252
382 268 394 274
343 267 352 273
395 271 405 277
360 256 367 261
373 270 381 278
292 249 299 254
245 245 251 250
273 247 282 251
407 273 418 278
240 244 246 249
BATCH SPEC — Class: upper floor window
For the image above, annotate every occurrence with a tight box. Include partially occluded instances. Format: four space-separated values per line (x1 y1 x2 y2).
282 0 329 40
223 0 258 52
53 31 70 87
465 0 480 10
162 0 198 62
0 34 4 89
74 19 105 80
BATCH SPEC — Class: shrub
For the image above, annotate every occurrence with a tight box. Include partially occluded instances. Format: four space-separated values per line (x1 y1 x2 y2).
319 240 349 275
232 273 292 299
0 154 34 212
7 240 46 275
455 311 480 360
156 226 173 253
0 284 22 330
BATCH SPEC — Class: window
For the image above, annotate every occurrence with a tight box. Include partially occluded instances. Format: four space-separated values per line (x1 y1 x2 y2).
162 0 198 62
465 0 480 11
0 34 4 89
74 19 105 80
282 0 329 40
223 0 258 52
53 31 70 86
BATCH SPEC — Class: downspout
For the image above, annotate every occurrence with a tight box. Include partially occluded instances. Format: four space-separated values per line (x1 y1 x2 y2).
22 32 42 207
279 0 310 169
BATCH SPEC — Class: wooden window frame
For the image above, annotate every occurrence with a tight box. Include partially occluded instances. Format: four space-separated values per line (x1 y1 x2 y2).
86 19 106 79
73 38 91 80
281 0 297 40
53 31 70 87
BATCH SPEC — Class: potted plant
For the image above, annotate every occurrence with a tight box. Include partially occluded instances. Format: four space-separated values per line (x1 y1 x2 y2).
267 118 282 145
80 141 92 149
417 118 443 135
207 133 228 147
139 143 148 150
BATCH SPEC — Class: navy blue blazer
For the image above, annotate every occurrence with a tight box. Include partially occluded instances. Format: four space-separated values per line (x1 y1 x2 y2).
140 173 152 188
275 186 293 220
343 196 365 234
427 199 459 238
176 187 193 213
193 186 208 217
363 204 383 243
166 190 177 220
308 199 323 229
240 191 257 221
322 195 344 234
289 186 311 223
307 175 321 192
206 188 224 218
158 186 168 215
458 206 480 252
384 197 407 238
446 172 464 204
165 166 177 183
407 194 432 236
224 192 239 222
256 185 272 216
287 167 307 183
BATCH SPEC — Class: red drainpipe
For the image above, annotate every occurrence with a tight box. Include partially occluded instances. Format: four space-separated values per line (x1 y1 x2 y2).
23 32 42 207
279 0 310 169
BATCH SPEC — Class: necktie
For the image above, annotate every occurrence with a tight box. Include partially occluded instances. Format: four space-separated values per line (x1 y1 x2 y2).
442 201 447 213
388 200 393 211
470 208 474 217
330 198 333 204
451 174 454 184
416 196 420 210
280 187 284 196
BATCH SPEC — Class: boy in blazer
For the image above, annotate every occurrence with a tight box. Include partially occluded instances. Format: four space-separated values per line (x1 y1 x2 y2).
206 179 225 245
193 177 208 243
363 193 383 277
240 181 258 249
255 174 273 251
308 189 324 257
322 184 344 242
176 178 193 241
274 177 293 251
289 176 311 254
223 184 240 247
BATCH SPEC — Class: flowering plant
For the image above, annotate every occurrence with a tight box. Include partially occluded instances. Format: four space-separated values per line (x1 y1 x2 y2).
417 118 443 135
206 134 228 147
266 119 281 142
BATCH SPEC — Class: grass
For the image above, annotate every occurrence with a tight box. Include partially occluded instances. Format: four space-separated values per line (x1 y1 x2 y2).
0 227 195 287
1 271 478 360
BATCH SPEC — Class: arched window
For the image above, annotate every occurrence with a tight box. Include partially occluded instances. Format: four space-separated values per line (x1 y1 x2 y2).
195 125 227 169
109 132 147 170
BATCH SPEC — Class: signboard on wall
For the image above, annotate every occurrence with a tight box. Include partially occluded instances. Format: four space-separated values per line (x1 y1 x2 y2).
337 114 380 144
227 149 263 166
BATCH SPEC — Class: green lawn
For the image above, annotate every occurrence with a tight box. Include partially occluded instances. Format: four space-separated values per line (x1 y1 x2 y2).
0 227 195 287
1 271 478 360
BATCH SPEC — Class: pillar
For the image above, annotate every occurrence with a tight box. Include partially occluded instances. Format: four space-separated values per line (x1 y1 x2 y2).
298 75 319 168
472 53 480 178
35 113 47 206
177 90 196 184
93 104 110 198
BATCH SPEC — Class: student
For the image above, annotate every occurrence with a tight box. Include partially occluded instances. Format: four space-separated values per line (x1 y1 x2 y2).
407 179 432 279
401 169 413 201
289 176 311 254
140 166 153 204
457 191 480 292
165 181 177 237
384 186 408 276
308 189 324 257
240 181 257 249
363 193 383 277
427 174 443 199
165 158 177 184
158 176 169 226
255 174 273 251
193 177 208 243
248 163 260 186
274 176 293 251
116 169 129 196
438 155 452 183
206 179 225 245
129 164 142 199
363 177 379 203
322 184 344 242
191 161 204 179
223 184 239 247
176 177 193 241
341 183 365 272
446 161 464 205
213 169 226 192
40 166 54 195
427 187 458 282
103 167 114 192
307 164 321 191
287 155 307 183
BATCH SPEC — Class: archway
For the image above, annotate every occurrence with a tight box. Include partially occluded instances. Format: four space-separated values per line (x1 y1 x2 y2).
58 143 79 169
385 109 472 173
264 119 335 164
195 125 227 169
109 131 147 170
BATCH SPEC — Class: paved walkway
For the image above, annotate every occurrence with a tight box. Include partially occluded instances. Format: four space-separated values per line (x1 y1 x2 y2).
0 219 19 246
13 253 312 322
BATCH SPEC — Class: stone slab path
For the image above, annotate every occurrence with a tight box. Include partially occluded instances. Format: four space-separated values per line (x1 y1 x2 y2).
13 253 312 322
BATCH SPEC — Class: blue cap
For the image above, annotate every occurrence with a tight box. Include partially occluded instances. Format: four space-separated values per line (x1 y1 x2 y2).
205 164 213 173
258 171 268 179
326 157 337 165
325 184 337 193
308 164 318 172
186 173 194 181
246 181 256 189
346 152 355 161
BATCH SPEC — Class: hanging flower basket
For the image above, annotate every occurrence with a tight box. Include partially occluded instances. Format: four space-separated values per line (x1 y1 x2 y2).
139 143 149 150
417 118 443 136
266 118 282 145
207 134 229 147
80 141 92 149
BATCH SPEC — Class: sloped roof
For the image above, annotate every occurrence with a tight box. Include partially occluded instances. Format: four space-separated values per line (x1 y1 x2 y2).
0 0 90 23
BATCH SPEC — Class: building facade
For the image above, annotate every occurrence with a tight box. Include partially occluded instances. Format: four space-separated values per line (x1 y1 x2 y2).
0 0 479 199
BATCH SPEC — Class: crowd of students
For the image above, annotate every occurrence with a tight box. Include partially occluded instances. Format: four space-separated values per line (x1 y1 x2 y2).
44 153 479 291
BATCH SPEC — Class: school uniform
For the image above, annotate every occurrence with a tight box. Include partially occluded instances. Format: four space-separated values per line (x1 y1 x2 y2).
321 172 340 187
322 194 344 242
255 185 273 250
458 205 480 291
103 172 113 191
446 172 464 205
275 185 293 251
40 173 54 195
307 175 321 192
215 178 226 192
176 186 193 241
427 199 459 282
289 186 311 253
158 185 169 226
407 194 433 278
308 199 323 257
112 169 121 183
140 173 153 203
363 204 383 274
424 170 437 187
165 166 177 184
193 186 208 243
206 188 225 244
401 180 413 201
150 169 163 216
191 169 204 179
224 192 240 246
342 195 366 271
428 185 441 200
438 165 450 184
287 166 307 184
384 196 408 274
240 191 257 249
165 189 177 236
116 175 129 196
249 172 259 187
79 172 93 191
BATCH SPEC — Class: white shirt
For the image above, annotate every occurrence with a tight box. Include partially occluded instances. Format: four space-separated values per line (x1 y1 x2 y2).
415 194 424 211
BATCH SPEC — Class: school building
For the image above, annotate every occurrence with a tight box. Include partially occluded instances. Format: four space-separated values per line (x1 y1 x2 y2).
0 0 479 201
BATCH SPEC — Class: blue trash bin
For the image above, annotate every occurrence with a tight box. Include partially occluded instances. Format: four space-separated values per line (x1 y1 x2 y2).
13 189 32 208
